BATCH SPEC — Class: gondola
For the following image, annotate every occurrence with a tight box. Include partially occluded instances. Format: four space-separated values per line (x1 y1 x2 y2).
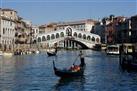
47 49 57 56
53 59 86 78
47 51 57 56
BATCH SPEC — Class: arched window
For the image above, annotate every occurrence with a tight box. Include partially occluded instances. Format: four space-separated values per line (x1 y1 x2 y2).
47 35 50 40
42 36 46 41
66 28 69 34
83 34 86 39
73 32 77 37
37 37 41 42
66 27 72 36
51 34 55 39
3 28 5 34
92 37 95 42
78 33 82 38
56 33 59 38
96 38 99 43
87 36 91 40
60 32 64 37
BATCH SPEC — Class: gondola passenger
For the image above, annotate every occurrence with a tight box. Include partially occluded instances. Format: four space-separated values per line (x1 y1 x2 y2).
70 65 80 72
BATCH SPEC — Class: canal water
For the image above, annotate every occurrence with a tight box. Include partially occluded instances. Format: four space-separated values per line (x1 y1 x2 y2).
0 50 137 91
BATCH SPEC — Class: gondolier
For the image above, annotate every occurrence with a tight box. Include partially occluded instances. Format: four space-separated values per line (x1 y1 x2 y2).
79 51 85 67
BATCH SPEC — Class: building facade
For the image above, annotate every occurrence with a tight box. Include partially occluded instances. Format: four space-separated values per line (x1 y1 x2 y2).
0 8 17 51
92 21 105 43
32 25 39 43
131 15 137 43
39 23 57 34
56 19 96 32
105 16 127 44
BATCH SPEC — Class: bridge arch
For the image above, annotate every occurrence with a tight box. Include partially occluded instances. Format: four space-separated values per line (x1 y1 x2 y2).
51 34 55 39
73 32 77 37
42 36 46 41
66 27 72 36
38 37 41 42
96 37 99 43
91 37 95 42
56 33 59 38
47 35 50 40
60 32 64 37
83 34 86 39
78 33 82 38
87 35 91 40
69 38 89 49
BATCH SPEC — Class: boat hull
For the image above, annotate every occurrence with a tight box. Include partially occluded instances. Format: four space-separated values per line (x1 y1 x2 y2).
54 67 85 78
53 59 86 78
47 52 56 56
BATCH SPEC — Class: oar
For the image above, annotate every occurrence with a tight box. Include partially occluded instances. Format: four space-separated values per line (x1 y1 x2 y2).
53 60 57 70
72 55 79 65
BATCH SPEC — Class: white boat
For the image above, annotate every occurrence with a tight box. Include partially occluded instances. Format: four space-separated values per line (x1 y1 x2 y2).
3 52 13 57
106 45 120 55
0 51 3 56
35 50 40 54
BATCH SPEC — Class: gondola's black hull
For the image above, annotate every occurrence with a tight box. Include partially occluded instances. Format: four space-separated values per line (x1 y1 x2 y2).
47 52 56 56
54 67 85 78
120 59 137 71
53 60 86 78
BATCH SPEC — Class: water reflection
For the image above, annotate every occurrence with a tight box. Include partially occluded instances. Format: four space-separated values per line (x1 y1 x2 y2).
52 76 85 91
1 50 137 91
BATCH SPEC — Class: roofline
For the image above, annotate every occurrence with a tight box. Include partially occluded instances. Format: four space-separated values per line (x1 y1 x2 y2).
1 8 17 13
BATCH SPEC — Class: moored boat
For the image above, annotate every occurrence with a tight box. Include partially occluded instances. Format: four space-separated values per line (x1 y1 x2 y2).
119 44 137 70
106 44 120 55
3 52 13 57
0 51 3 56
47 48 57 56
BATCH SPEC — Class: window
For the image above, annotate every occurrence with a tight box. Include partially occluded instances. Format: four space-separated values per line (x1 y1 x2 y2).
78 33 82 38
36 29 38 33
10 29 12 34
3 28 5 34
51 34 55 39
60 32 64 37
66 28 72 36
37 37 41 42
8 29 9 34
83 34 86 39
56 33 59 38
92 37 95 42
96 38 99 43
47 35 50 40
87 36 91 40
42 36 46 41
73 32 77 37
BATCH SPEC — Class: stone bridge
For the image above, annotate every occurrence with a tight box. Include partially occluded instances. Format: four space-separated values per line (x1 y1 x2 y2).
37 26 101 49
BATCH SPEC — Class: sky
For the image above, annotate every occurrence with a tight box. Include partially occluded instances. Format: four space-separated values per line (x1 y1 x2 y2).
0 0 137 25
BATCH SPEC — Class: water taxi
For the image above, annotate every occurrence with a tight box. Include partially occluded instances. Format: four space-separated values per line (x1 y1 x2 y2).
106 45 120 55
